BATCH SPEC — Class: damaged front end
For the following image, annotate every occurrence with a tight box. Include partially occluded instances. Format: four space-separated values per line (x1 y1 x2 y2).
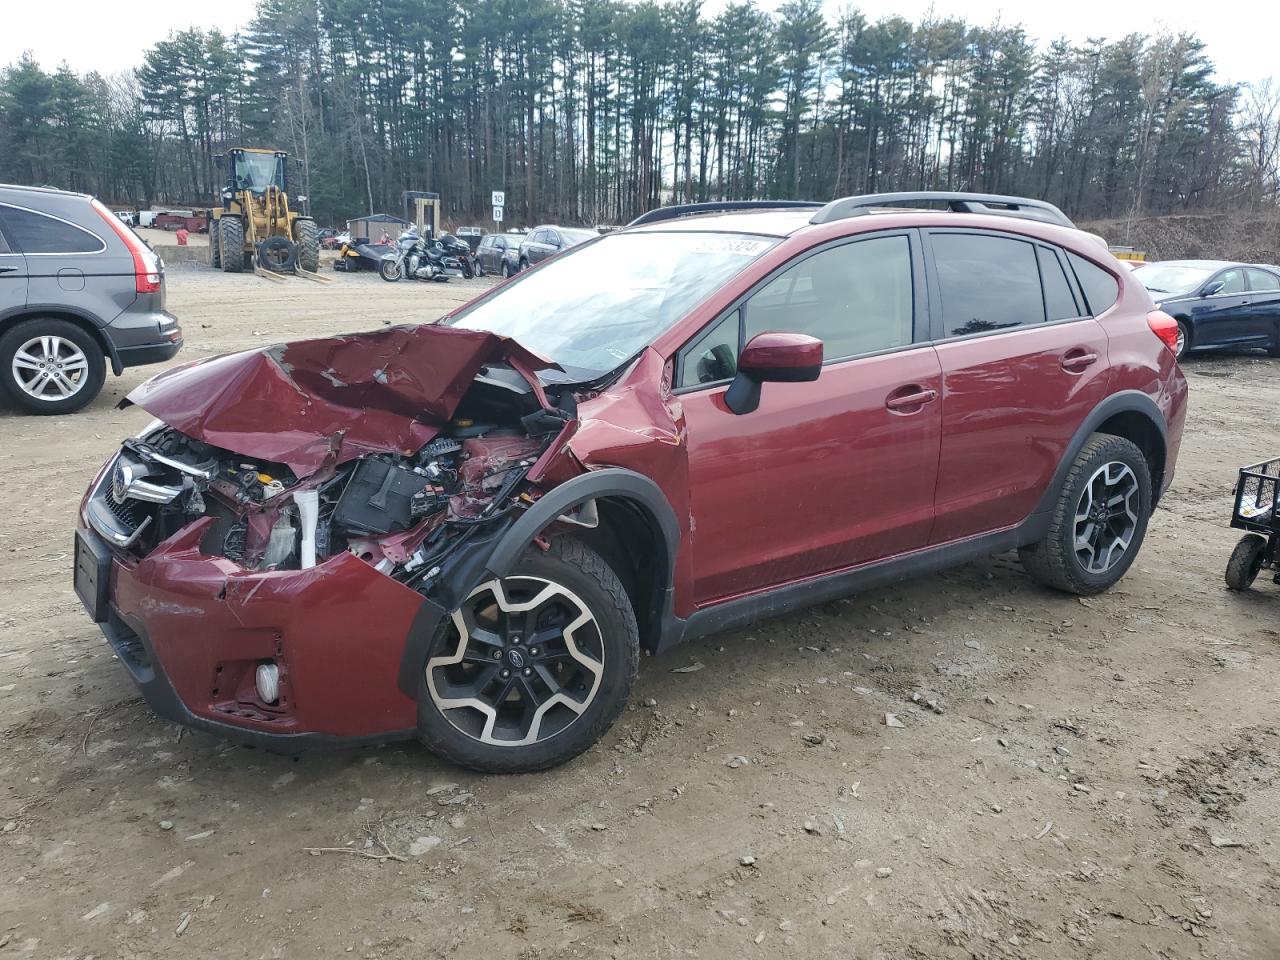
88 418 550 583
77 325 578 745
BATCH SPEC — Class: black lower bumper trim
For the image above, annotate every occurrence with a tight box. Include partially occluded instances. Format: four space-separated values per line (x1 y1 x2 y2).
117 339 183 368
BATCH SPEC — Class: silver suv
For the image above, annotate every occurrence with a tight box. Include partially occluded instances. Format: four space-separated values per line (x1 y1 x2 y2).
0 184 182 414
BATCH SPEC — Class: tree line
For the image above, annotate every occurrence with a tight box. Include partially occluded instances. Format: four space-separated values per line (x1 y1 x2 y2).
2 0 1278 229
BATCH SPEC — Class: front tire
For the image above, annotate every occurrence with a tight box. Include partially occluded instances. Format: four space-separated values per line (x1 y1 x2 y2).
1226 534 1268 591
417 538 639 773
0 318 106 415
379 259 403 282
219 217 244 273
1175 320 1190 359
294 218 320 272
1019 434 1152 595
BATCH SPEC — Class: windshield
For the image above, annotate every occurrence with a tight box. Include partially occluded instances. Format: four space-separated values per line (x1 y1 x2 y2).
1132 263 1215 296
234 153 284 193
447 231 778 379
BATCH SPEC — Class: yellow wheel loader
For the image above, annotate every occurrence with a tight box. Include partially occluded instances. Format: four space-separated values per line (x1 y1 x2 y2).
207 148 320 274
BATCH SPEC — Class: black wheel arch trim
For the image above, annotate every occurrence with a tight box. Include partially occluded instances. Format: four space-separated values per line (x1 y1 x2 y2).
396 468 682 697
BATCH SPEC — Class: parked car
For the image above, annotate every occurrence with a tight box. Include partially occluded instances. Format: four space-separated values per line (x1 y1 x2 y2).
517 224 597 271
75 192 1185 772
317 227 340 249
1131 259 1280 359
475 232 520 277
0 183 182 414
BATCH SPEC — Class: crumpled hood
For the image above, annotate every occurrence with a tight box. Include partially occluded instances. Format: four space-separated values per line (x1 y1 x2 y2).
125 324 558 475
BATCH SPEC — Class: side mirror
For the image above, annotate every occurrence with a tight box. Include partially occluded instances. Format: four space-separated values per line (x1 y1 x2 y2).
1202 279 1225 296
724 332 823 415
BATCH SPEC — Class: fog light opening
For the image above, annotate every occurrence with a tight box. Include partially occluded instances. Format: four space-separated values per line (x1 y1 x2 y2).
255 662 280 705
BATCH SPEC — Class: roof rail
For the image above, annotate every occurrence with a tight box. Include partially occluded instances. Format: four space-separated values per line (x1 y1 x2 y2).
810 192 1074 228
628 200 823 227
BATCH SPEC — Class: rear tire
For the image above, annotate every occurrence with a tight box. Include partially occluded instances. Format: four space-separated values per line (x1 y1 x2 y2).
1019 434 1152 595
0 318 106 415
417 537 639 773
219 217 244 273
294 218 320 272
1226 534 1267 591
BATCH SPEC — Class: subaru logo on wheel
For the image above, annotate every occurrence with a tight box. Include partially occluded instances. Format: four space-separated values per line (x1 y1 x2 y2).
506 648 525 669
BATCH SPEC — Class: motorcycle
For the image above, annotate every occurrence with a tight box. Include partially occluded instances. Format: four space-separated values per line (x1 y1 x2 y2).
379 228 464 283
437 232 478 279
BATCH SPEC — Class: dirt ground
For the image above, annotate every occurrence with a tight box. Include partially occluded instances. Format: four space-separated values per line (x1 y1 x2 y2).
1 264 1278 960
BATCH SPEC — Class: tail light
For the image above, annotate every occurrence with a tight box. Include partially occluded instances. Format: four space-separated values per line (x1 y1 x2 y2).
90 199 162 294
1146 310 1179 355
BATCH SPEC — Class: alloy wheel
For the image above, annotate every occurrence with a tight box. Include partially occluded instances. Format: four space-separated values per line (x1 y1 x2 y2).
1174 324 1186 358
1073 461 1140 574
426 576 605 747
11 335 89 401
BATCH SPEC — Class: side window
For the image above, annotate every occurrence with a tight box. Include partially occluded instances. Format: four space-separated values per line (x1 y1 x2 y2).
1038 245 1081 321
0 205 104 254
1216 268 1246 294
0 225 10 254
1067 251 1119 315
1247 268 1280 291
743 235 914 360
932 233 1044 336
677 309 740 387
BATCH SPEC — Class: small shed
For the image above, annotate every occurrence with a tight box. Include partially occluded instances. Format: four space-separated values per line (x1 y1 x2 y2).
346 214 410 243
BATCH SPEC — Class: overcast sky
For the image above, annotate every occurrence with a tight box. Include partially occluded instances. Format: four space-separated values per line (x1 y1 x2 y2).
2 0 1275 87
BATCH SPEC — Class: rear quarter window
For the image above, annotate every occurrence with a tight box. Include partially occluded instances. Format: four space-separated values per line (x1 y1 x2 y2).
1067 251 1119 315
1038 246 1082 321
0 205 105 255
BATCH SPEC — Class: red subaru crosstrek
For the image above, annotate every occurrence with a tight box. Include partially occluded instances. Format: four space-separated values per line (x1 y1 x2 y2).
74 193 1187 772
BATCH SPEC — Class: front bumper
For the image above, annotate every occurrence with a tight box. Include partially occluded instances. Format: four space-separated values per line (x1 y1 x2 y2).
76 520 428 751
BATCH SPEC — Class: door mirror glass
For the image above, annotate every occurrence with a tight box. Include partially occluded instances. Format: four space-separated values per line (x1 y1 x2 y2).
725 332 823 415
1202 279 1225 297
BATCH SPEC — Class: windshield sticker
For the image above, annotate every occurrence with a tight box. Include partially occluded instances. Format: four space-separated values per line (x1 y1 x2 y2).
687 237 773 257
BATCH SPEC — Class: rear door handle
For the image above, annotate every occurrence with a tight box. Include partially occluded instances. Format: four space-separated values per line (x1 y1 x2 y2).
885 385 938 411
1061 349 1098 372
0 266 17 274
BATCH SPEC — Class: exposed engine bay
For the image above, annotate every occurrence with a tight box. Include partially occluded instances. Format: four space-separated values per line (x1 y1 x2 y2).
87 366 567 590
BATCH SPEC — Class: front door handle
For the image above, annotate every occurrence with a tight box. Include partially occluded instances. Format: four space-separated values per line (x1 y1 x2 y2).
885 385 938 411
1061 349 1098 372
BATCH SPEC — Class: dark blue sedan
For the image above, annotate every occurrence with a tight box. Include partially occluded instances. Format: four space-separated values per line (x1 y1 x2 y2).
1133 260 1280 359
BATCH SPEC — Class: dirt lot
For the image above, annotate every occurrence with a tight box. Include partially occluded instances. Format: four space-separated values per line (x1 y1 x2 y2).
1 265 1278 959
